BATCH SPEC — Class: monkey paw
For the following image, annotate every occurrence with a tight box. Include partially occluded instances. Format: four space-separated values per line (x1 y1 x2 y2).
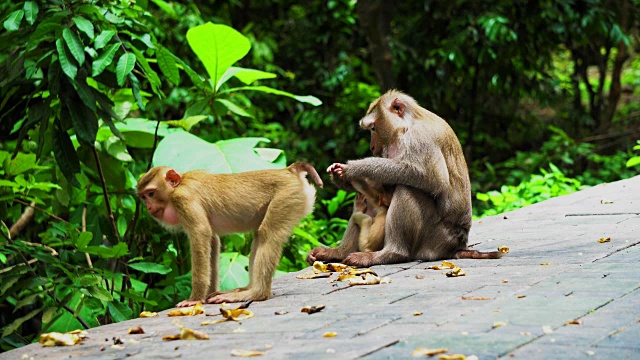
206 290 266 304
307 247 342 264
343 252 377 267
326 163 346 177
176 299 203 308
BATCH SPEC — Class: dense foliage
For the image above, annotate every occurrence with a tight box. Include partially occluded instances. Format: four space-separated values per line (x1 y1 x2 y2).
1 0 639 351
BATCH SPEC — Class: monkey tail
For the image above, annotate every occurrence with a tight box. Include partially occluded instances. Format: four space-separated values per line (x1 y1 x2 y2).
455 249 504 259
289 162 324 188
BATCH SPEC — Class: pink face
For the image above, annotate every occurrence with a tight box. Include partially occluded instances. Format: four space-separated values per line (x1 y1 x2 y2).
139 188 180 226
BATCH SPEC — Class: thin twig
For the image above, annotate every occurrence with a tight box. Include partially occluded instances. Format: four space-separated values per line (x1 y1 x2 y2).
13 199 68 224
91 147 121 244
9 201 35 238
82 205 93 268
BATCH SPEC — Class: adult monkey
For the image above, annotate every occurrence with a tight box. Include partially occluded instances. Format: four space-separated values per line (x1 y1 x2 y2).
307 90 502 266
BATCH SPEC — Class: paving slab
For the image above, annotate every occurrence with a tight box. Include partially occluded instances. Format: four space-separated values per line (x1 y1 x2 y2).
2 175 639 360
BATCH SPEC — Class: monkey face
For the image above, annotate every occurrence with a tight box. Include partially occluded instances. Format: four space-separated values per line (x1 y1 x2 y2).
137 167 182 226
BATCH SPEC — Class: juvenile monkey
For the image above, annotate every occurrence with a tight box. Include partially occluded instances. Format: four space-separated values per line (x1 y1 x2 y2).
308 90 502 266
351 179 393 252
138 162 323 307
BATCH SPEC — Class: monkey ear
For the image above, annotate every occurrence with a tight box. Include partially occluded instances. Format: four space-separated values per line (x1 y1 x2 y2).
391 98 405 118
165 169 182 187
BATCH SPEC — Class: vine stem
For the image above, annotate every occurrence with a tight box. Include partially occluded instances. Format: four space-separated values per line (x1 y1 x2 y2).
91 147 121 244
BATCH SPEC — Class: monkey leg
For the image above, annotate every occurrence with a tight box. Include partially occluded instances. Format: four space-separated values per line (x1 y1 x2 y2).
306 209 363 264
362 211 386 252
209 200 300 303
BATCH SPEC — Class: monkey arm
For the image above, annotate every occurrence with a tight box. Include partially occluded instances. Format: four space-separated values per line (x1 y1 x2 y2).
330 172 356 191
178 205 214 302
343 156 449 197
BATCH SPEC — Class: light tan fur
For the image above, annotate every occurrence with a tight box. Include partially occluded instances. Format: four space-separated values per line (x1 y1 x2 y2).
138 162 323 307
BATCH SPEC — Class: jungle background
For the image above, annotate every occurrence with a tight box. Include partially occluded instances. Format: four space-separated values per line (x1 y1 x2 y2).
1 0 640 350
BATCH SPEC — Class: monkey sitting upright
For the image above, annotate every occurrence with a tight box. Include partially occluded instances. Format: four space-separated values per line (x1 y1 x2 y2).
137 162 323 307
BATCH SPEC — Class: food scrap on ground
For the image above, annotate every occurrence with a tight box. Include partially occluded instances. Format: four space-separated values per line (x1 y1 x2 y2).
301 304 325 314
39 330 88 347
230 348 266 357
411 347 448 357
127 325 144 334
597 237 611 243
323 332 337 338
426 260 456 270
446 267 466 277
162 325 209 341
498 246 509 253
139 311 159 318
202 302 255 325
167 302 205 316
461 296 494 300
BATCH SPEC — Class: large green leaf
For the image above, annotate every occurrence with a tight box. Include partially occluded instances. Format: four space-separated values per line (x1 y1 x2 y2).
153 131 285 174
186 22 250 90
62 28 85 66
222 85 322 106
23 2 38 25
219 252 249 291
116 53 136 86
128 262 172 275
2 309 41 338
3 10 24 32
215 98 253 118
217 67 277 90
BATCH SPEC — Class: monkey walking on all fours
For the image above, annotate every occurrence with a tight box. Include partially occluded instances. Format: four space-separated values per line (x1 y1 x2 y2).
307 89 503 267
137 162 323 307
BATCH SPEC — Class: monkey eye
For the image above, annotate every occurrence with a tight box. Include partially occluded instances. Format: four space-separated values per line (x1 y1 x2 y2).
147 190 155 198
370 125 376 131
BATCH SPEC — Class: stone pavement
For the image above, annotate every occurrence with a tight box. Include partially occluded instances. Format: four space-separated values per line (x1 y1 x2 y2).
3 176 639 360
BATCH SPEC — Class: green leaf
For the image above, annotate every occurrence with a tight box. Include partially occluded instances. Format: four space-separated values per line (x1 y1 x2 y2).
156 47 180 85
626 157 640 167
83 242 128 258
218 67 277 90
150 0 176 16
116 53 136 86
128 72 145 110
63 90 98 146
88 286 113 301
95 30 115 49
215 98 253 118
165 115 208 131
74 74 96 112
186 22 250 90
5 152 38 176
52 119 81 187
105 137 133 161
2 309 41 338
3 10 24 32
223 85 322 106
219 252 249 291
92 43 120 77
63 28 85 66
128 262 172 275
23 2 38 25
72 16 94 39
154 131 286 174
56 38 77 79
107 300 132 322
129 44 161 95
77 231 93 249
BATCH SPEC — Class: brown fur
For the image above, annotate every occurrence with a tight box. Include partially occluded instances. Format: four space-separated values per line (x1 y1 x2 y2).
307 90 502 266
138 162 323 306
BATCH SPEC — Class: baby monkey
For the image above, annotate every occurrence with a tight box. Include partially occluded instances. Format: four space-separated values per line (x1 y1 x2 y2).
350 179 393 253
137 163 323 307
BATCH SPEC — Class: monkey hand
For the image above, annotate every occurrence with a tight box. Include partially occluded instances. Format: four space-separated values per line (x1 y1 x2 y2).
326 163 346 178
